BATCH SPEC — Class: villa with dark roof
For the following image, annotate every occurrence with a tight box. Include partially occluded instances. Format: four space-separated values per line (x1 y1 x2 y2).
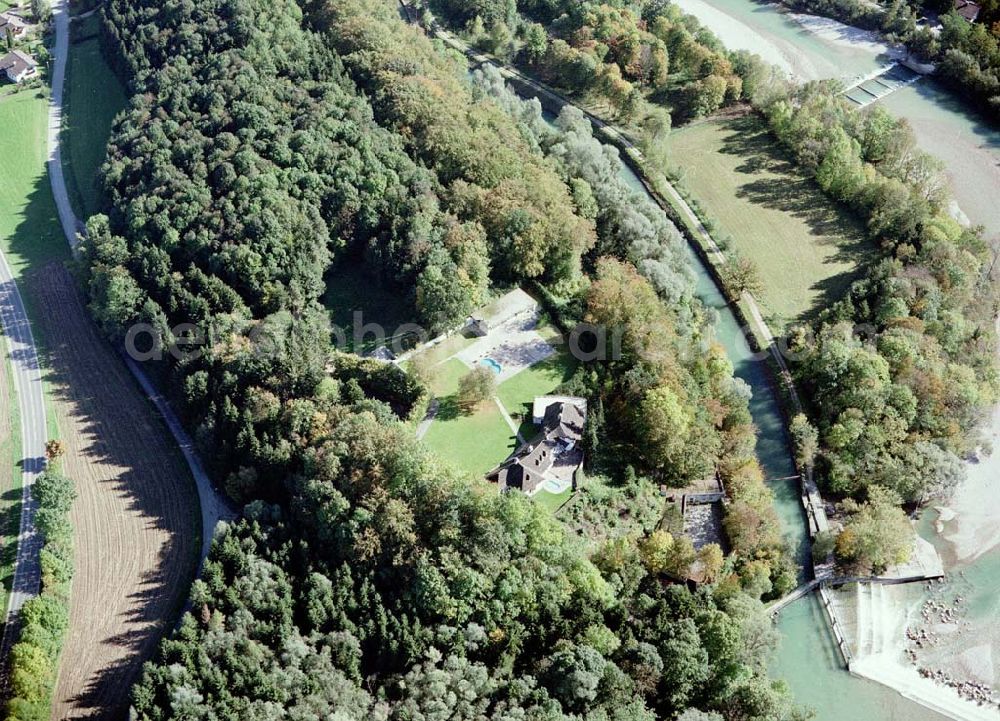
953 0 981 21
486 396 587 495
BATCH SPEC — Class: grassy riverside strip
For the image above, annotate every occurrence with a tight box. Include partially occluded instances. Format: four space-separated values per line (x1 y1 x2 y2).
4 464 75 721
424 17 802 413
410 11 829 547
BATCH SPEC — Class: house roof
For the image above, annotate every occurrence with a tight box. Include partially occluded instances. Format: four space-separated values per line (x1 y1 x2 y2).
365 345 396 362
0 49 37 77
487 398 587 492
532 395 587 422
542 401 585 440
0 12 26 30
954 0 980 20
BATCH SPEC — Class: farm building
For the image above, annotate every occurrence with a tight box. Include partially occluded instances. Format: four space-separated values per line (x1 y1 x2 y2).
486 396 586 495
0 49 37 83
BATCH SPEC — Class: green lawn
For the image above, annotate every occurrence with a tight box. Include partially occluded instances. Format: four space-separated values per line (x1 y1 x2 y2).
0 87 67 624
533 487 572 514
411 308 578 513
497 346 576 421
427 357 468 399
665 112 870 329
422 398 518 478
0 91 69 276
63 13 127 218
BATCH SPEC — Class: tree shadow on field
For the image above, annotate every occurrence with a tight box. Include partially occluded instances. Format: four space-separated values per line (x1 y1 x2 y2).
26 262 200 718
3 176 201 719
717 113 873 321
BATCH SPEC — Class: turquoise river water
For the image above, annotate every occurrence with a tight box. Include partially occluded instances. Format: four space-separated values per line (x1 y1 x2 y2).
676 0 1000 238
529 12 997 705
660 0 1000 717
614 160 950 720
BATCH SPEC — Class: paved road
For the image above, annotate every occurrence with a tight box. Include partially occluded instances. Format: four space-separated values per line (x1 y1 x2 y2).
42 0 235 565
0 1 231 681
0 253 48 685
0 0 73 679
47 0 83 253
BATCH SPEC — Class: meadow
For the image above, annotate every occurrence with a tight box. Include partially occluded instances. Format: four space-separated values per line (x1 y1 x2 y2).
420 325 576 510
63 13 127 218
666 111 870 328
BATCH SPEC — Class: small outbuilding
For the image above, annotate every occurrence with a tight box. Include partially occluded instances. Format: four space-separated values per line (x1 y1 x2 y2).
365 345 396 363
953 0 981 21
463 316 489 338
0 12 28 39
0 49 37 83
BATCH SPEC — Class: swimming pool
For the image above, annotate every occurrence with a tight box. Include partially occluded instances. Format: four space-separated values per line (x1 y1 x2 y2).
479 358 502 374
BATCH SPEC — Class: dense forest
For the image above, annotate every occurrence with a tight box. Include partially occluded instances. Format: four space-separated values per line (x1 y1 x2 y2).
66 0 811 718
424 0 767 123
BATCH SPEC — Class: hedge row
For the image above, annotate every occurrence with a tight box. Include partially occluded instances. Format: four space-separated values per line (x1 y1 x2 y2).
5 468 76 721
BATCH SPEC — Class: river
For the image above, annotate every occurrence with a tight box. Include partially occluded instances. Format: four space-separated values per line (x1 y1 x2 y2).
610 157 953 720
662 0 1000 718
515 23 991 713
675 0 1000 239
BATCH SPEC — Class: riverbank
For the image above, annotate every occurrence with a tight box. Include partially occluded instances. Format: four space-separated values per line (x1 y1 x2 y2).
673 0 893 82
835 343 1000 719
676 0 1000 236
788 11 902 63
937 418 1000 566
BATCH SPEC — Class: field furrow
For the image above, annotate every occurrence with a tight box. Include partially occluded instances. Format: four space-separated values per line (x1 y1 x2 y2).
27 264 198 720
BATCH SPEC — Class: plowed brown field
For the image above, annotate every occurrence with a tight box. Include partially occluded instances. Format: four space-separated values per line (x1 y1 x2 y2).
27 264 198 720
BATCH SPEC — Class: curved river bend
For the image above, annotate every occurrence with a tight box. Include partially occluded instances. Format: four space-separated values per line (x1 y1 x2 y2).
648 0 1000 717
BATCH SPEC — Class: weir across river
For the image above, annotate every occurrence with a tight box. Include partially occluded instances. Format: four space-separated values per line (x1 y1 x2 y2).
842 62 923 108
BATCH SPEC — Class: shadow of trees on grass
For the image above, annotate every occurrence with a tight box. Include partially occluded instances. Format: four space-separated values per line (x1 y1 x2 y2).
716 113 874 321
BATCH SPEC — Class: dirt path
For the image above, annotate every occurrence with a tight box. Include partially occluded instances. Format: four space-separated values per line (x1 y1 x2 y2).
27 265 199 720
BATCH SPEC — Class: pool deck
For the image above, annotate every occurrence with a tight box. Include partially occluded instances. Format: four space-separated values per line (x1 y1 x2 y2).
454 299 554 383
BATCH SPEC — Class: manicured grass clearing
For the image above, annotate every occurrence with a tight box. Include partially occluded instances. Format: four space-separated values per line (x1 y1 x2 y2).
422 399 517 477
63 14 127 218
428 357 468 399
533 487 572 513
496 342 577 426
666 113 869 327
323 262 419 353
421 333 576 500
0 92 69 276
